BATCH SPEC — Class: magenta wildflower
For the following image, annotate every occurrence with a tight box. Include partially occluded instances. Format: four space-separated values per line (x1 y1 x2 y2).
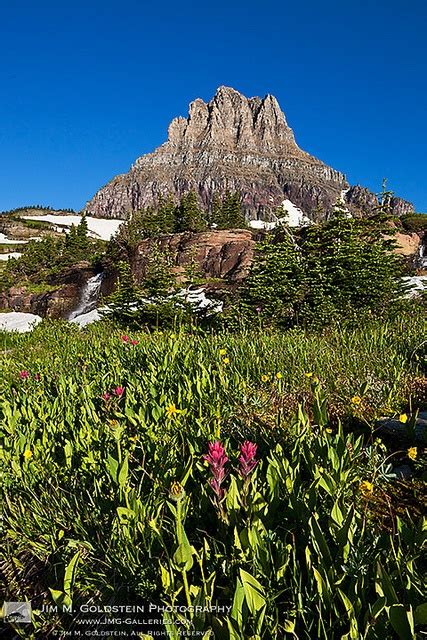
203 441 228 499
121 335 129 343
34 373 41 381
19 370 29 380
130 339 139 346
102 392 111 401
114 386 125 398
238 441 258 478
256 306 262 314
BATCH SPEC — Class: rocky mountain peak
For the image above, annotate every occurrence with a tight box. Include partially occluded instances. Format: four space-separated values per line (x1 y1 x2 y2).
84 87 414 220
167 86 296 152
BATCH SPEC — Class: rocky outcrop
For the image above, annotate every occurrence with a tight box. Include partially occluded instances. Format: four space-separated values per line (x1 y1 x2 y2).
86 86 412 222
345 185 414 218
394 231 422 258
130 229 255 284
0 284 80 318
0 263 96 318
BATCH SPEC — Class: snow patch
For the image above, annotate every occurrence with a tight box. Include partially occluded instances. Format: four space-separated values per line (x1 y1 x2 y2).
69 308 103 327
340 188 350 205
0 311 42 333
0 252 23 261
249 219 278 231
249 199 311 230
21 215 123 241
176 287 224 314
0 232 28 245
401 276 427 298
281 199 312 227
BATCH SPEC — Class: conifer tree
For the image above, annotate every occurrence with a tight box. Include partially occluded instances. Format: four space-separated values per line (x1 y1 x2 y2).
75 215 90 253
301 202 404 322
220 192 246 228
157 194 177 232
241 230 305 327
104 260 141 324
175 192 207 232
209 193 223 228
142 244 175 297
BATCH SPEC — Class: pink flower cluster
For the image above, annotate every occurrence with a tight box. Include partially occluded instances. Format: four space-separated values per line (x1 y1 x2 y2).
102 386 125 401
121 335 139 346
203 441 229 499
239 441 258 478
203 440 258 499
19 370 41 381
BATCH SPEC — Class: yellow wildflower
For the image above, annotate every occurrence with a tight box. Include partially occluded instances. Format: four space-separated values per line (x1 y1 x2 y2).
169 481 185 501
219 348 227 356
360 480 374 496
351 396 362 406
399 413 408 424
276 372 283 380
261 374 269 383
23 450 33 460
170 333 177 340
166 403 182 418
312 376 319 384
222 357 230 365
407 447 417 461
305 372 313 378
130 435 138 443
326 428 333 434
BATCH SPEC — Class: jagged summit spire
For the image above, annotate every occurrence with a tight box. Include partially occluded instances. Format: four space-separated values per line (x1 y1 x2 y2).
167 86 296 152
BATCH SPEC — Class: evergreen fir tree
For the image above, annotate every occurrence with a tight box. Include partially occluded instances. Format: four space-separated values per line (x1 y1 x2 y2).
241 230 305 327
220 192 246 228
142 244 175 297
209 193 223 228
301 203 404 322
76 214 89 246
175 192 207 232
157 194 177 233
104 260 141 325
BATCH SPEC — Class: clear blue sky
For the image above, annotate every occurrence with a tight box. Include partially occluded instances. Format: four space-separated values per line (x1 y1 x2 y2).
1 0 426 213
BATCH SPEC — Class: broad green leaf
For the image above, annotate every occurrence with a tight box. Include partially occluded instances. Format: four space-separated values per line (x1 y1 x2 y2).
118 453 129 489
64 551 80 598
239 569 266 616
387 605 415 640
414 602 427 626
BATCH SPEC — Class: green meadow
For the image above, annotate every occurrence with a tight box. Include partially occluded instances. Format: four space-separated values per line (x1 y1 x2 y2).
1 310 426 639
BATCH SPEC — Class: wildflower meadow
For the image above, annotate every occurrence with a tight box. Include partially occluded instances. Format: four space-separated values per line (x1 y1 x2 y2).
1 310 426 639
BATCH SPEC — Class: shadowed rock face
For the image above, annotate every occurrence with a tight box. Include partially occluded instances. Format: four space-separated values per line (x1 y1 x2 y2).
0 263 96 318
84 86 413 221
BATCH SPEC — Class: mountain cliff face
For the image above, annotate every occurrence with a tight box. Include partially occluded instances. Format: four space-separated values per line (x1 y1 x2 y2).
85 86 413 220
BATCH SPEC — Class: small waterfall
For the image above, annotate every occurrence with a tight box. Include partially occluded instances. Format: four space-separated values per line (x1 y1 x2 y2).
68 272 103 320
418 241 427 269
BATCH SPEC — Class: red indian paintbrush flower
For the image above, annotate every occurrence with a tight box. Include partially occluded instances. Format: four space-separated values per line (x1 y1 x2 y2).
121 335 129 343
102 392 111 401
130 339 139 346
19 370 29 379
203 441 228 499
114 386 125 397
238 441 258 478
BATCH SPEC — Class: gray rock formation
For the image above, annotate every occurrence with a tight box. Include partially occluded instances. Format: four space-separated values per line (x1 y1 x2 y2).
84 86 414 221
